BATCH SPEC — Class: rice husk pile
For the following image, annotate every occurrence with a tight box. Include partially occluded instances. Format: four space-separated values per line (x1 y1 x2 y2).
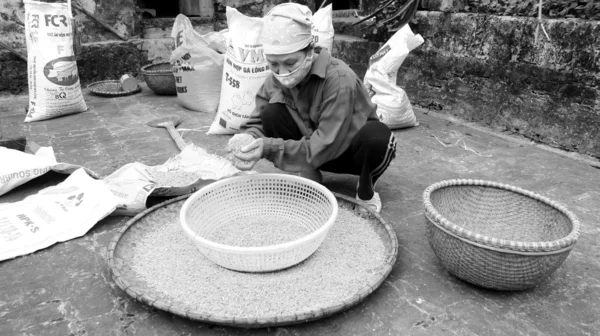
129 201 387 318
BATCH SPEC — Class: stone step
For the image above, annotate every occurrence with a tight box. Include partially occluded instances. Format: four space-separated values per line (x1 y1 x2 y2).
139 11 370 40
330 34 379 80
332 16 372 40
140 15 370 41
0 34 378 95
332 9 364 18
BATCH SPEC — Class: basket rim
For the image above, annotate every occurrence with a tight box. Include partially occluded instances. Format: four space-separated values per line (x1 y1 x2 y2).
422 179 582 253
141 61 173 75
179 173 339 255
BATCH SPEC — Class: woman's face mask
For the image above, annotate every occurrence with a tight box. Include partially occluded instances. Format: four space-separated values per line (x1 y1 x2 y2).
267 50 314 89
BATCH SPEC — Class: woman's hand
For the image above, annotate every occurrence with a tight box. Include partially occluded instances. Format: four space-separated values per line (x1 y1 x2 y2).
227 134 255 153
233 138 264 170
226 134 263 171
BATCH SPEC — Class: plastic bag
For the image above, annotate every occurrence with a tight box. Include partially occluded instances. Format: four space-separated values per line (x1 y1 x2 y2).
172 14 227 54
100 145 245 216
0 142 98 197
149 145 244 196
102 163 156 216
170 14 226 113
364 24 424 129
207 7 269 135
23 0 87 122
0 169 119 261
312 4 334 52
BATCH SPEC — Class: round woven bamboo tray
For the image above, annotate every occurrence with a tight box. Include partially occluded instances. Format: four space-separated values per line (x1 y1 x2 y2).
141 62 177 96
88 80 141 97
107 193 398 328
423 179 581 291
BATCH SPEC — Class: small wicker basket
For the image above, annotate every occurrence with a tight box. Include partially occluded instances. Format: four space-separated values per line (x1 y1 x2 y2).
423 179 581 291
180 174 339 273
141 62 177 96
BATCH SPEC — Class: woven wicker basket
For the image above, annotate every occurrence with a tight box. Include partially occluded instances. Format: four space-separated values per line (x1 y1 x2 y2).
423 179 581 291
180 174 339 273
141 62 177 96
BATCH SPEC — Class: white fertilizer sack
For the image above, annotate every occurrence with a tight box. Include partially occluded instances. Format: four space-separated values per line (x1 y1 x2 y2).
0 169 119 261
102 162 156 216
170 14 225 113
364 24 424 129
312 4 334 52
23 0 87 122
207 7 269 135
0 142 98 197
0 146 56 197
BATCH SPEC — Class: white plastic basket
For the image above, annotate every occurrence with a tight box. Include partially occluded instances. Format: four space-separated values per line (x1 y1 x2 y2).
179 173 339 272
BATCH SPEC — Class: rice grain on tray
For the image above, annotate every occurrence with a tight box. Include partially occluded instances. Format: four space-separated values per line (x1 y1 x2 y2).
130 202 386 318
148 144 240 187
149 170 201 187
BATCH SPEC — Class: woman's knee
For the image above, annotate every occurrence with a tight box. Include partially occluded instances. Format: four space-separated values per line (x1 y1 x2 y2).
260 103 288 125
360 121 393 149
260 103 302 140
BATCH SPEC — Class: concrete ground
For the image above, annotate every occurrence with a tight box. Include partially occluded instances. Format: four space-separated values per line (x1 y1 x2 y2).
1 87 599 336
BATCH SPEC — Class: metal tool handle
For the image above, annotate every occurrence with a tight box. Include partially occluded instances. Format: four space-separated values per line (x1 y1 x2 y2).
165 124 188 151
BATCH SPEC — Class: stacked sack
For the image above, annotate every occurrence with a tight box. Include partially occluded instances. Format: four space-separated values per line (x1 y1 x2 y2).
170 14 226 113
312 4 335 52
24 0 87 122
207 8 270 134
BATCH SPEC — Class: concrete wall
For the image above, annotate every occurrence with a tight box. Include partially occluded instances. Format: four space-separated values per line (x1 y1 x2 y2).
399 11 600 158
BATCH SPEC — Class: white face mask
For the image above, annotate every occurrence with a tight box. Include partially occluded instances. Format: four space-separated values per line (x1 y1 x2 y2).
273 50 314 88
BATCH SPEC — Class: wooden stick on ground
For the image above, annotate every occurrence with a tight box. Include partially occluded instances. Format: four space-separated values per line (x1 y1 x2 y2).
72 2 128 41
0 41 27 62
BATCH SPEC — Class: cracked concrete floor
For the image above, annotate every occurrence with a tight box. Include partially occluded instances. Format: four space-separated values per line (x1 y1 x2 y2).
1 88 599 336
